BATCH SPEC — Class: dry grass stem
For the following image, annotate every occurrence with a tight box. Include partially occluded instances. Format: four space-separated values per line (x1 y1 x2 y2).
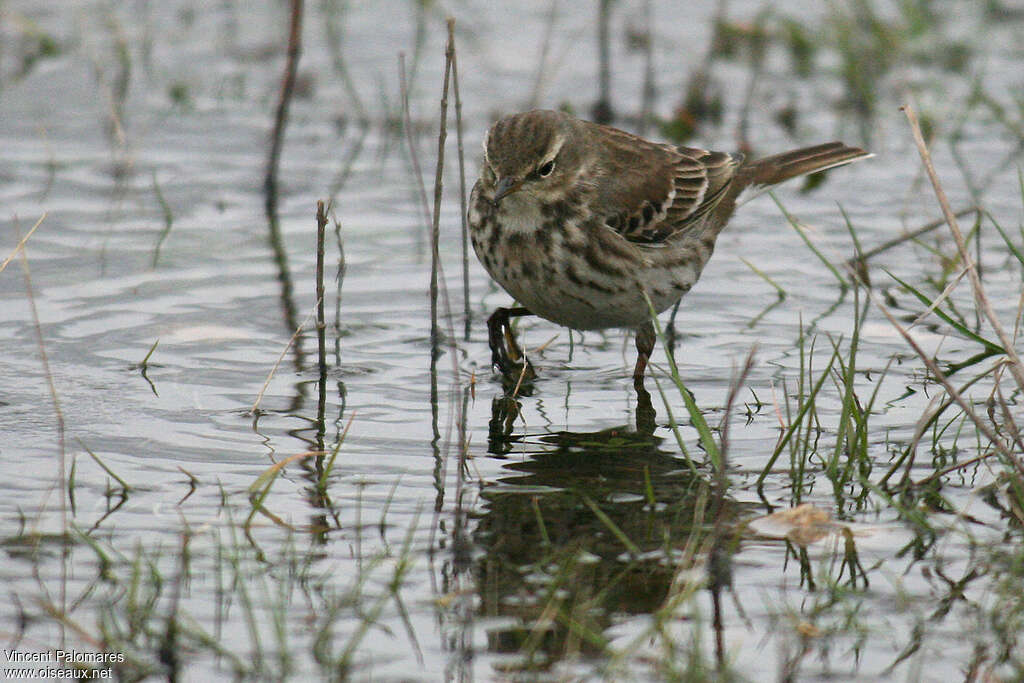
908 265 969 328
903 103 1024 392
252 302 319 414
1 212 46 274
848 206 980 266
869 287 1020 474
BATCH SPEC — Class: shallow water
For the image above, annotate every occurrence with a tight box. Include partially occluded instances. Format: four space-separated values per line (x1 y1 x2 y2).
2 0 1023 680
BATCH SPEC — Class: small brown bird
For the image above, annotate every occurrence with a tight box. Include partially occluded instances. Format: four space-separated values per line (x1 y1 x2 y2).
469 109 870 389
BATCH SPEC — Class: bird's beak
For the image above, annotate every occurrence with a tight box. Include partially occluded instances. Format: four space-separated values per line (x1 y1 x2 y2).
492 176 522 205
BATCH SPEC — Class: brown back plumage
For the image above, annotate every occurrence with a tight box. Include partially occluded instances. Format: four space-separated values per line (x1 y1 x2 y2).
583 121 746 245
586 126 870 245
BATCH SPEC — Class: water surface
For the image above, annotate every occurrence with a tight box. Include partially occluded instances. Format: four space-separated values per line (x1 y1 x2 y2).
2 0 1023 679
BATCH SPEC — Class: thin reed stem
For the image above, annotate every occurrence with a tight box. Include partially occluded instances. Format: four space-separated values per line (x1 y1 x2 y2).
251 303 318 414
316 201 328 379
429 24 455 355
0 212 46 274
903 103 1024 392
848 206 980 266
449 19 471 341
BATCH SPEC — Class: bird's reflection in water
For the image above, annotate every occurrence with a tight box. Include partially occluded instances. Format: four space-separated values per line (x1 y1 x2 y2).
489 384 657 455
475 386 738 673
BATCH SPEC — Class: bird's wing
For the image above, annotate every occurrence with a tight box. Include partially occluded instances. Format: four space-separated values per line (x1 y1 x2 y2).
588 125 742 245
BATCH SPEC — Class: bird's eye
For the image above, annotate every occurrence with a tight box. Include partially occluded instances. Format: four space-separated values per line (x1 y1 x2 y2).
538 160 555 178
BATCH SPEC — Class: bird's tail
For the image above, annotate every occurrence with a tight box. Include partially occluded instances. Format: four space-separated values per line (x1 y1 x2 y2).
734 142 872 206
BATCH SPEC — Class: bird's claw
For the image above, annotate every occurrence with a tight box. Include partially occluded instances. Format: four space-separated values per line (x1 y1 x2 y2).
487 307 534 385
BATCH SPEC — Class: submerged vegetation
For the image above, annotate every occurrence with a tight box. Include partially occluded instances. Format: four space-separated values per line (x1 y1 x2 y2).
2 0 1024 680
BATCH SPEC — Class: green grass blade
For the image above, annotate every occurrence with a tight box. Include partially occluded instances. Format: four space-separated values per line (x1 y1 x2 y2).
740 257 787 297
771 192 848 289
77 438 131 491
986 210 1024 268
886 269 1004 353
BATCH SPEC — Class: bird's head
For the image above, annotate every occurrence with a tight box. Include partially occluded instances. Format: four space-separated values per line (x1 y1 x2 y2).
481 109 585 208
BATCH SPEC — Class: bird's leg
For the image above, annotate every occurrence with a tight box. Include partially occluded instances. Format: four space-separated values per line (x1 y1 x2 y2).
487 306 532 373
633 320 656 390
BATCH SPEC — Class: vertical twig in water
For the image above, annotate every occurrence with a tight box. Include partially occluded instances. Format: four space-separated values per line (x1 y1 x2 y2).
264 0 304 216
437 21 464 389
316 201 329 450
435 23 474 535
449 20 471 341
592 0 614 124
401 24 465 482
430 24 455 358
316 201 328 378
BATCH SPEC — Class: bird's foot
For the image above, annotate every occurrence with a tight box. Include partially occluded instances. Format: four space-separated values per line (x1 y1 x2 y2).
487 307 535 388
